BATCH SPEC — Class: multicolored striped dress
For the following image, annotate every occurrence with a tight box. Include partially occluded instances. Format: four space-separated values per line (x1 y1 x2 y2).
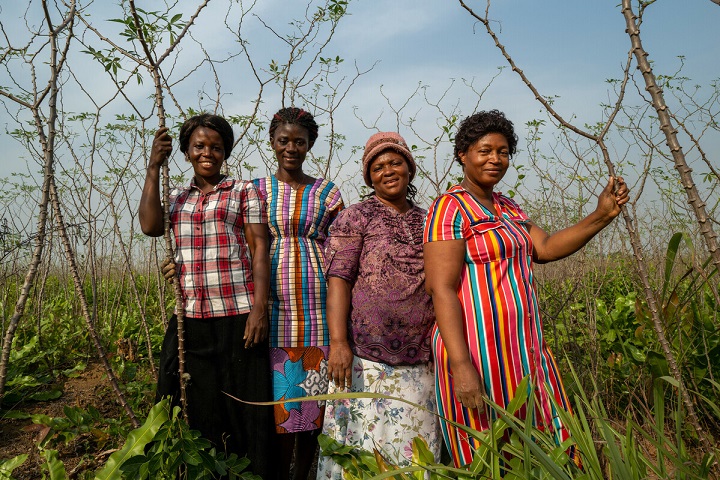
253 176 344 433
423 185 576 467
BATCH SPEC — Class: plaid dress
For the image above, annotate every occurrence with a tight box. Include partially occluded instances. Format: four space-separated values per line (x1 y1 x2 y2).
253 176 343 433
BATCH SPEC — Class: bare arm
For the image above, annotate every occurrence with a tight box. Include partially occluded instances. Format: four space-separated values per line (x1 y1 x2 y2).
529 176 630 263
138 127 173 237
424 239 486 409
326 276 354 390
244 222 270 348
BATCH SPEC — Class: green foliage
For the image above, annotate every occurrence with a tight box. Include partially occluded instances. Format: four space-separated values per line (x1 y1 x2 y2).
0 454 28 480
17 405 125 450
96 399 259 480
41 450 67 480
319 373 719 479
109 8 185 47
1 330 80 405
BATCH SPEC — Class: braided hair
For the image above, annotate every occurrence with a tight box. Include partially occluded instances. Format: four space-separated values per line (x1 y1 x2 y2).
268 107 319 149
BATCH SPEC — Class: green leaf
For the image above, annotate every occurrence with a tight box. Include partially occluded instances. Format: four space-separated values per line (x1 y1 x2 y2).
662 232 684 301
94 400 170 480
42 450 67 480
646 351 669 378
410 435 434 468
625 343 647 363
0 454 28 477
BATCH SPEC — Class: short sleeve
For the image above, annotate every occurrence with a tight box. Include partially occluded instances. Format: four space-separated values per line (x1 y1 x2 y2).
241 181 267 224
325 183 345 228
251 177 268 203
325 206 365 282
423 194 464 242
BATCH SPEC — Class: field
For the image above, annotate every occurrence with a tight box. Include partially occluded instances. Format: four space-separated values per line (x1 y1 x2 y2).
0 228 718 478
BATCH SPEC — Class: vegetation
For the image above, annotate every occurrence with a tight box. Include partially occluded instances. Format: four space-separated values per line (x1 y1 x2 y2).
1 0 718 478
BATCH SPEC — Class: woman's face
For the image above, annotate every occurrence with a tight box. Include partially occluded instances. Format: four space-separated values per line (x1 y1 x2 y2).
369 150 410 203
271 123 311 173
458 132 510 191
187 126 226 183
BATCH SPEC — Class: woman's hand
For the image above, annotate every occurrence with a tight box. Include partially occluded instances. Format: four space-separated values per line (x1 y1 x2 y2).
327 340 354 390
528 175 631 263
139 127 173 237
161 259 176 283
451 362 486 410
150 127 173 169
595 176 629 220
243 222 270 349
243 307 268 348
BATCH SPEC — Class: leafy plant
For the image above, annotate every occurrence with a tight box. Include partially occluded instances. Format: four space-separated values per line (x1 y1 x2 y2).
318 372 719 479
0 454 28 480
96 399 260 480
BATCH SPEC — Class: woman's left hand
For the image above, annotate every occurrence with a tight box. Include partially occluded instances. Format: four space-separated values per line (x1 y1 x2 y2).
244 307 268 348
596 176 630 220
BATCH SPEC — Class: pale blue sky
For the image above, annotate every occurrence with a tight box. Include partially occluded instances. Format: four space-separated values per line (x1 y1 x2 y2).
1 0 718 204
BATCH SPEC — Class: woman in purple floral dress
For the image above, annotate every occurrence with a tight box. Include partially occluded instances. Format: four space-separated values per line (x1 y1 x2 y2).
316 132 442 478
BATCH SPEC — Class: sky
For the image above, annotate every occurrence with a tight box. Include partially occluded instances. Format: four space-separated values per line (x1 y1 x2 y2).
1 0 718 206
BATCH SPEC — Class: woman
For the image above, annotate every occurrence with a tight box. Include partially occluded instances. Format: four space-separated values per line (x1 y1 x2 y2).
139 114 276 479
317 132 442 479
423 110 629 467
252 107 344 480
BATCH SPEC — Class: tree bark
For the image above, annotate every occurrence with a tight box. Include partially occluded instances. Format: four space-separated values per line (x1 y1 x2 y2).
0 0 74 404
621 0 715 446
621 0 720 273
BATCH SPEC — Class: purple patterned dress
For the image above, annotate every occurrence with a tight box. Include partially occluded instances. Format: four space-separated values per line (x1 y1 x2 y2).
317 196 442 478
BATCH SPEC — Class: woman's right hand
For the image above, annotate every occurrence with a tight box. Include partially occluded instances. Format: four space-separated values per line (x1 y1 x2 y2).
149 127 173 169
451 361 486 410
327 340 354 390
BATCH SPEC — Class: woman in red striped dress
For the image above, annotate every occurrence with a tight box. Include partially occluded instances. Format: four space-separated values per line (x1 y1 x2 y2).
423 110 629 467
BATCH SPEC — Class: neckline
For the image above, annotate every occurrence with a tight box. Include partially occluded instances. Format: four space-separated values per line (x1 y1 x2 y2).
371 195 414 216
192 174 228 194
273 173 317 191
457 185 500 219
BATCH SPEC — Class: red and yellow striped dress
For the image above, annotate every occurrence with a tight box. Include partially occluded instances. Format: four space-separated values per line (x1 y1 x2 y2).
424 185 576 467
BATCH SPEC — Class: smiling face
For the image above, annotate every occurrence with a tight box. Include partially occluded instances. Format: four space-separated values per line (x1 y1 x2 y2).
187 126 226 185
369 150 410 205
459 132 510 194
271 123 311 174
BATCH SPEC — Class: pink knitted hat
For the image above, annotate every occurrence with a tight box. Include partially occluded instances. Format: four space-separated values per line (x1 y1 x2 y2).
361 132 416 187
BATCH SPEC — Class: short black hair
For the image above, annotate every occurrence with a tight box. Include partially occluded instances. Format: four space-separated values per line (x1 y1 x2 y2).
269 107 319 149
178 113 234 160
454 110 518 166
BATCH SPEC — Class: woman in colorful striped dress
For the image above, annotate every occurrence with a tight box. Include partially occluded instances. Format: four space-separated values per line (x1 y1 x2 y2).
423 110 629 467
253 107 344 480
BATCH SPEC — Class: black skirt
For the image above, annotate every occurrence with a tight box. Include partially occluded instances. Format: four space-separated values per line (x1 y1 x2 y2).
157 314 277 479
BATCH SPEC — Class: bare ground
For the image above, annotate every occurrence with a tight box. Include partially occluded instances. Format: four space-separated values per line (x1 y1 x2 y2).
0 362 125 479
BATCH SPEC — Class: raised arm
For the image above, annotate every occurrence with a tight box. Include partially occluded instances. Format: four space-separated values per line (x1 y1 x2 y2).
243 222 270 348
529 176 630 263
326 276 354 390
139 127 173 237
424 239 486 410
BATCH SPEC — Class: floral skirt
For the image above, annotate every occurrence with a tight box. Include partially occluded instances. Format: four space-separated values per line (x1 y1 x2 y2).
270 346 329 433
316 356 442 479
